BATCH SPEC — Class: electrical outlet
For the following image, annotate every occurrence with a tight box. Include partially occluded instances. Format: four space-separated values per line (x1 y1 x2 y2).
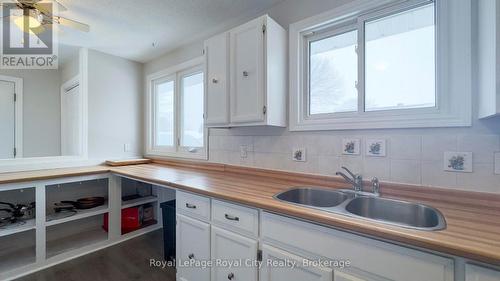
495 152 500 175
240 145 248 158
292 148 306 162
124 143 131 152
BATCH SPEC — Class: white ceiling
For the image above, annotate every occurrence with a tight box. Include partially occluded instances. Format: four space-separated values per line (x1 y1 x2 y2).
55 0 285 63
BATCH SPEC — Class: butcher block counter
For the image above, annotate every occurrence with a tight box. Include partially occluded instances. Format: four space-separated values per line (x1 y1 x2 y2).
1 161 500 266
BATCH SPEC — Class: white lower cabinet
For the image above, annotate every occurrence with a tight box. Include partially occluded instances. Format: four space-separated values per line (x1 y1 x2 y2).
260 244 333 281
466 264 500 281
176 214 211 281
211 225 259 281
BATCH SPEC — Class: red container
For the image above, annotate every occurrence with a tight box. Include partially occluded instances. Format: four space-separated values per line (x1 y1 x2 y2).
103 206 143 232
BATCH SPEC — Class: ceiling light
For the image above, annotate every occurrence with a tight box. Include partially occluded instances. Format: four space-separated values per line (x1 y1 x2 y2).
14 15 42 32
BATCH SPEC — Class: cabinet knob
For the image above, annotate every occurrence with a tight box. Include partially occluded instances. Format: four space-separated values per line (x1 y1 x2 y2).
228 272 235 280
212 78 218 84
242 71 249 77
188 253 195 260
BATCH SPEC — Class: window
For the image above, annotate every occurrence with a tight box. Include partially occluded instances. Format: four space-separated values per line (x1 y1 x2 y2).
290 0 472 130
146 57 207 159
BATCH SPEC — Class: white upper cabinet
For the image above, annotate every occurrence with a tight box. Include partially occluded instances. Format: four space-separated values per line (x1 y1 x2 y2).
478 0 500 119
204 14 287 127
204 32 230 126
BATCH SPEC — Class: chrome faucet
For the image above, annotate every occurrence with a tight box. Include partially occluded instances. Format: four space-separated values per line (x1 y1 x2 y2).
336 167 363 192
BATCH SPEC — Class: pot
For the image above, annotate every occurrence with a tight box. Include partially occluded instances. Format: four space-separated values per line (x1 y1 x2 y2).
59 197 105 210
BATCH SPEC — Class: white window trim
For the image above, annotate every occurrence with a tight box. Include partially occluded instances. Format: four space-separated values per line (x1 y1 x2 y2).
289 0 472 131
145 56 208 160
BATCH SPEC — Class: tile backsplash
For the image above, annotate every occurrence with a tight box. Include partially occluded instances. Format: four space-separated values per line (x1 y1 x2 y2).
208 132 500 194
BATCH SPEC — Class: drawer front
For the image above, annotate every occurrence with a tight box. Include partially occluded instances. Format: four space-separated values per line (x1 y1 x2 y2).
262 212 454 281
176 191 211 221
212 199 259 237
466 264 500 281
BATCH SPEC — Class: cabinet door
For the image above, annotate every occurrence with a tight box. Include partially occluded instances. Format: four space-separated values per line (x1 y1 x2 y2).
211 226 258 281
230 16 265 124
466 264 500 281
333 270 389 281
176 214 210 281
260 244 332 281
205 33 229 125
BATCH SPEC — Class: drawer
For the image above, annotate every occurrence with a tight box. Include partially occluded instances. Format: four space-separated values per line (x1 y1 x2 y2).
176 191 211 221
262 212 454 281
212 200 259 237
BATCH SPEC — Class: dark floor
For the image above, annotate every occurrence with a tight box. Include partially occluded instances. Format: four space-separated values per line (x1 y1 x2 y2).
18 230 176 281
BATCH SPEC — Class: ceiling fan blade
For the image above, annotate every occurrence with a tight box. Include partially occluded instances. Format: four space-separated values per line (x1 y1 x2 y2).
34 0 67 16
54 16 89 32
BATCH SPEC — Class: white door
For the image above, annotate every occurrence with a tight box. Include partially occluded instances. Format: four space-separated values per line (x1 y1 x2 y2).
205 32 229 126
211 226 258 281
61 81 81 156
0 80 16 159
176 214 210 281
260 244 333 281
230 16 265 123
466 264 500 281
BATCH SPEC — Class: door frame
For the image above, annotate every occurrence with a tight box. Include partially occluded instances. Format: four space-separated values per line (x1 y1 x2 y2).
0 74 23 158
60 75 81 156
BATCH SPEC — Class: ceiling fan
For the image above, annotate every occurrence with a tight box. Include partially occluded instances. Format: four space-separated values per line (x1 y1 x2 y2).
5 0 90 33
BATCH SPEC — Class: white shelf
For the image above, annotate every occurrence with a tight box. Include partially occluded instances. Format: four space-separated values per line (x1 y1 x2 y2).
121 196 158 209
45 204 109 227
46 226 108 259
0 244 35 273
0 219 36 238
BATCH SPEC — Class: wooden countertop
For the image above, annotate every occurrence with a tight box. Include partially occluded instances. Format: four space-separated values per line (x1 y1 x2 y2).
1 162 500 265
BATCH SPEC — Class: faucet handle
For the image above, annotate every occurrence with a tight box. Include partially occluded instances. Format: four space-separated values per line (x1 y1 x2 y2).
371 177 380 196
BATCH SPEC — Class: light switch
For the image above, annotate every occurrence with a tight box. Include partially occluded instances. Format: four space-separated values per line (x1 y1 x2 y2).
240 145 248 158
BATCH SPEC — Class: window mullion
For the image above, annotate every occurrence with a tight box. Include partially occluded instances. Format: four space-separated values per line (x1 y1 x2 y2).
175 73 181 152
357 17 365 115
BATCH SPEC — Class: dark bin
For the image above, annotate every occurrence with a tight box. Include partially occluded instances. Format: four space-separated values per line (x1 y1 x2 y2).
160 200 176 262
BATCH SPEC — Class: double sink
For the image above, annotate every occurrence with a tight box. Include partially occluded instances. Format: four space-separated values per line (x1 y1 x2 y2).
274 187 446 231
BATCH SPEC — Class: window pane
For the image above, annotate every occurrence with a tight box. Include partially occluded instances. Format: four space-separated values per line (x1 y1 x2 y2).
309 30 358 115
181 72 204 148
365 3 435 111
155 80 174 146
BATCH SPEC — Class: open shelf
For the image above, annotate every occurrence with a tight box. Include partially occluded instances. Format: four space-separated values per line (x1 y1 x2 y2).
0 219 36 238
46 204 109 226
46 214 108 259
121 196 158 209
0 230 36 273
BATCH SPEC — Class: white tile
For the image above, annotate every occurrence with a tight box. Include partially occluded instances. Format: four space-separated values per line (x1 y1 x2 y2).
495 152 500 175
284 155 319 174
317 156 341 176
456 163 500 193
342 138 361 155
458 135 499 164
390 159 421 184
421 160 457 188
310 135 341 156
253 136 297 154
253 152 288 170
365 139 387 157
422 135 457 161
443 151 473 173
389 135 422 160
363 158 390 181
339 156 364 175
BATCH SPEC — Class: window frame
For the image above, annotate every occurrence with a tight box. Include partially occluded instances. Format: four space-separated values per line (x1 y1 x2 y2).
145 56 208 160
289 0 472 131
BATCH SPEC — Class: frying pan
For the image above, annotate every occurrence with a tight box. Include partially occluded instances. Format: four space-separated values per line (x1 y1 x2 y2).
59 197 105 210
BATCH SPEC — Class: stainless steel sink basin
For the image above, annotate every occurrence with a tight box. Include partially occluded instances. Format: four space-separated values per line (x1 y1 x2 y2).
345 197 446 231
274 187 351 207
274 187 446 231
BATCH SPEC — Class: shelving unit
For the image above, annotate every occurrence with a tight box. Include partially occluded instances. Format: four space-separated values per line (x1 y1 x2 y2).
121 196 158 209
0 173 176 280
0 219 36 238
46 215 108 259
46 204 109 226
